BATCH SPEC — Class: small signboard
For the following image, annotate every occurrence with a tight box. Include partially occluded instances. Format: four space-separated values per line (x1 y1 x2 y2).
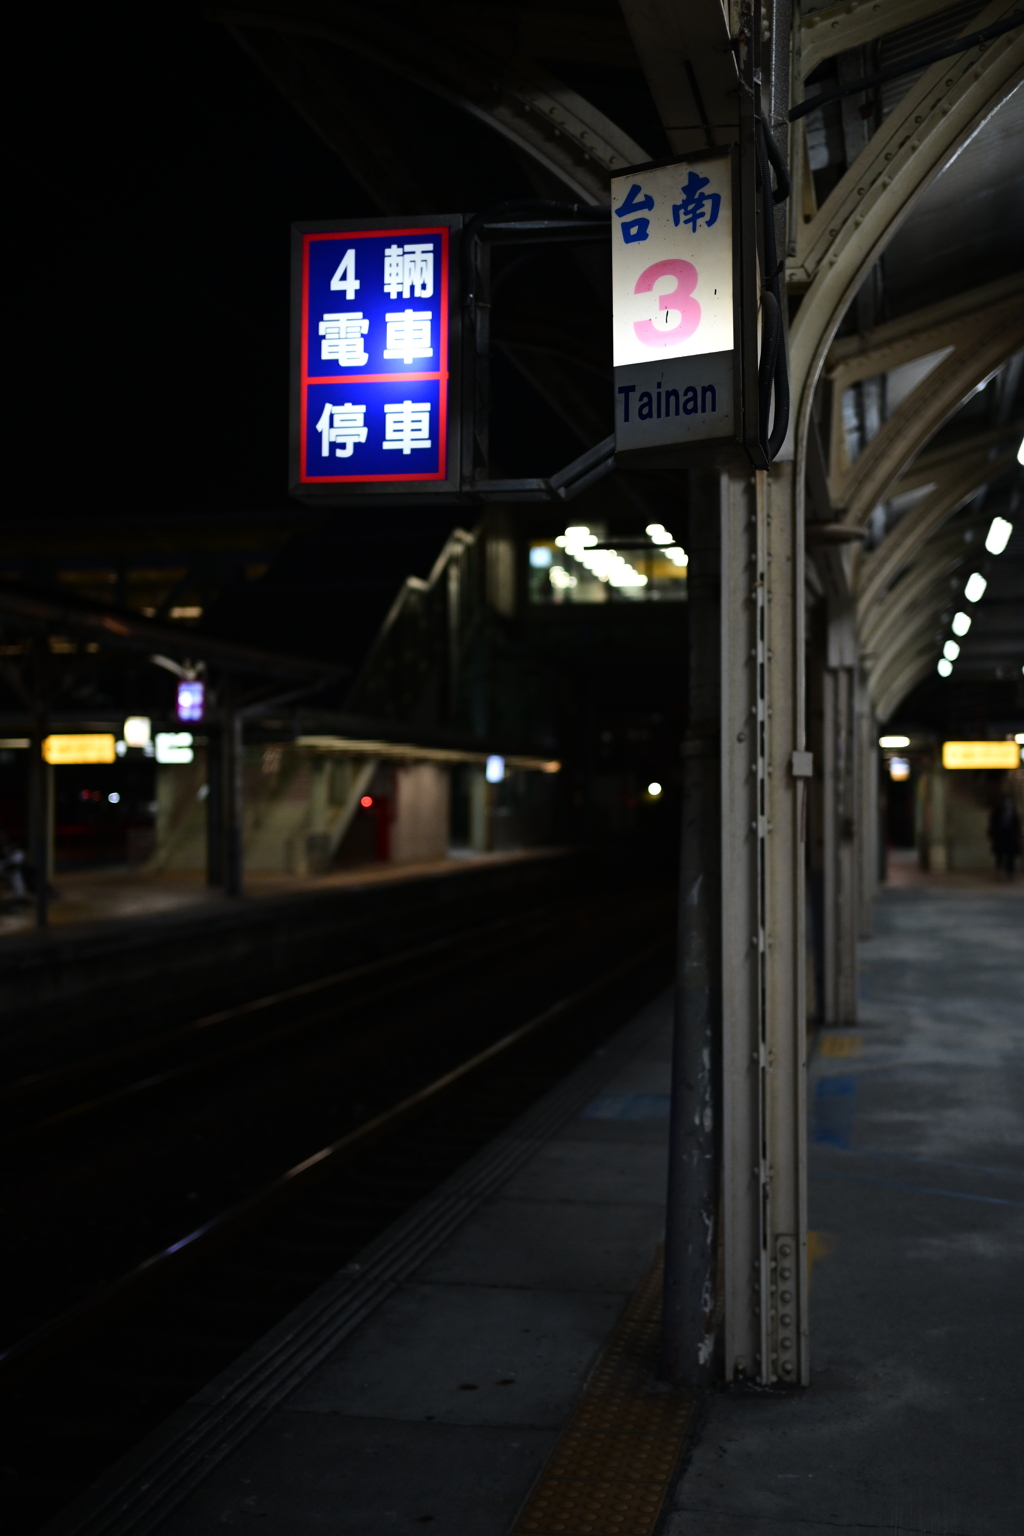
611 153 737 455
291 217 460 500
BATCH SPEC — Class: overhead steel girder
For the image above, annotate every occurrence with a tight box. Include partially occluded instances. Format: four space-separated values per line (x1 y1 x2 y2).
824 276 1024 518
800 0 966 80
855 437 1021 622
214 5 648 203
881 418 1024 496
786 2 1023 456
860 516 986 660
870 594 950 689
874 638 941 722
616 0 741 158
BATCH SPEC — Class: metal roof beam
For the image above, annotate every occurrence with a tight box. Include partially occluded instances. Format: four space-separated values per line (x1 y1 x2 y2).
214 5 648 204
855 436 1019 621
800 0 974 79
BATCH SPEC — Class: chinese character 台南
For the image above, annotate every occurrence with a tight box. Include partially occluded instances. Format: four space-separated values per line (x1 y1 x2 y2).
614 183 654 244
383 310 434 365
383 243 435 299
315 402 368 458
318 312 369 367
672 172 721 233
382 400 432 454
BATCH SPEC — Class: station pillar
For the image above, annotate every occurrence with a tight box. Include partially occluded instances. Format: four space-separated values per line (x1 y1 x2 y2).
665 458 810 1390
720 461 809 1388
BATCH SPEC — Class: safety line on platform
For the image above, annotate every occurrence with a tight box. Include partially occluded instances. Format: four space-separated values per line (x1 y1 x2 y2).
508 1249 696 1536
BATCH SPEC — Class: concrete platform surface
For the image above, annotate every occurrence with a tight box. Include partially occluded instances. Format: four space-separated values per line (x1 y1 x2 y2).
664 882 1024 1536
44 991 673 1536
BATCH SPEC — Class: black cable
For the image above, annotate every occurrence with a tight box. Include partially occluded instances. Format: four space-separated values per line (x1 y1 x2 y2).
790 11 1023 121
757 118 792 462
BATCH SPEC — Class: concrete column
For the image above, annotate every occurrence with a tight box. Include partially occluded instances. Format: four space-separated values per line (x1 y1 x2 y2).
222 691 243 897
468 767 489 852
927 766 948 872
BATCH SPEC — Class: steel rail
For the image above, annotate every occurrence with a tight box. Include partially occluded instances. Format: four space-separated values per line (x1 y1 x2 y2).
4 907 569 1141
0 938 669 1379
1 900 578 1108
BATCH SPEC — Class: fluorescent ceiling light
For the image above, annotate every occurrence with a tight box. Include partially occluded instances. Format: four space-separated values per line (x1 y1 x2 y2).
878 734 909 748
937 658 953 677
951 611 971 637
985 516 1013 555
963 572 987 603
942 640 960 661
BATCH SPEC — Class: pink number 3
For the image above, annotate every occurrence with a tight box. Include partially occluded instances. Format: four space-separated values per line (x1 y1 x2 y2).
632 259 701 348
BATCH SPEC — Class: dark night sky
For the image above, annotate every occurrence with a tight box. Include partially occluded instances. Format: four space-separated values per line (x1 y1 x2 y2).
10 11 378 518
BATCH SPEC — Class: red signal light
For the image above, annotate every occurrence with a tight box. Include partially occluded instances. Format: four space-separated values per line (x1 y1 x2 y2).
360 795 373 808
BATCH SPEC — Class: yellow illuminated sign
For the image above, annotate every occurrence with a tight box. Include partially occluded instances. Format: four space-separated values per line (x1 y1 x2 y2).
42 734 117 765
941 740 1020 770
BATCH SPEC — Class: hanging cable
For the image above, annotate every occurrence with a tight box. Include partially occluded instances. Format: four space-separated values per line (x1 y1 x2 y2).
757 117 791 462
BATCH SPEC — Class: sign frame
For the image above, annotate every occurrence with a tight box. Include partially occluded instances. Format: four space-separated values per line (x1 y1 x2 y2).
610 143 761 469
290 215 462 504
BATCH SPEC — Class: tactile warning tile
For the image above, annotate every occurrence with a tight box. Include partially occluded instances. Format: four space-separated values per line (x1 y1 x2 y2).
509 1250 695 1536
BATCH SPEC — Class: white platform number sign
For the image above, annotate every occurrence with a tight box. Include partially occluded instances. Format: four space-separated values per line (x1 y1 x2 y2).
612 155 734 451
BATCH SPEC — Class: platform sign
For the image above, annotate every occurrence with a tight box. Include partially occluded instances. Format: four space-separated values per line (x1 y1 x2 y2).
291 217 460 500
612 153 736 453
942 740 1020 770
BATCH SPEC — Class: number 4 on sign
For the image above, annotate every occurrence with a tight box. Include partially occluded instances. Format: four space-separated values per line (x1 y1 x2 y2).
330 248 360 300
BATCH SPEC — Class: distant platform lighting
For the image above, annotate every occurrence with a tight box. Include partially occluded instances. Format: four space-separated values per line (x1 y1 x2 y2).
123 716 151 749
963 572 987 603
558 525 647 588
1016 733 1024 745
155 731 194 765
647 781 663 797
1018 434 1024 467
360 795 373 808
485 755 505 784
942 640 960 662
985 516 1013 555
937 658 953 677
888 757 911 782
529 545 553 568
878 734 909 749
951 611 971 637
108 791 120 804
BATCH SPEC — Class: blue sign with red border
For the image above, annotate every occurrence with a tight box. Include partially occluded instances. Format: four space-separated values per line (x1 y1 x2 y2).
296 226 451 487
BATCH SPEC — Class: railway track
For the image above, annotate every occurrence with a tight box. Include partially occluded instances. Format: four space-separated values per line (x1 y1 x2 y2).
1 880 675 1535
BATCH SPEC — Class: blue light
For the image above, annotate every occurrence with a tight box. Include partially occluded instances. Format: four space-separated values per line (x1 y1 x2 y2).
529 545 553 568
485 755 505 784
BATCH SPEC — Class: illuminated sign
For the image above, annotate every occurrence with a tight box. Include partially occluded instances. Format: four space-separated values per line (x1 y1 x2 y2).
176 680 205 723
612 153 735 452
942 740 1021 770
291 218 460 499
43 734 117 765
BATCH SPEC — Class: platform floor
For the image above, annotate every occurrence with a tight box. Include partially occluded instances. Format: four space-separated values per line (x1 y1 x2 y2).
43 879 1023 1536
665 878 1023 1536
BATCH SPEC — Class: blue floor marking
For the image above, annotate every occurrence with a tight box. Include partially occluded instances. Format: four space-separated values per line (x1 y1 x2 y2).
811 1167 1024 1208
812 1076 857 1147
817 1145 1024 1180
582 1091 671 1121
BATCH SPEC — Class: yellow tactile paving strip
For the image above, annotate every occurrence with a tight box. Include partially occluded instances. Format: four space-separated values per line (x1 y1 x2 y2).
509 1250 696 1536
